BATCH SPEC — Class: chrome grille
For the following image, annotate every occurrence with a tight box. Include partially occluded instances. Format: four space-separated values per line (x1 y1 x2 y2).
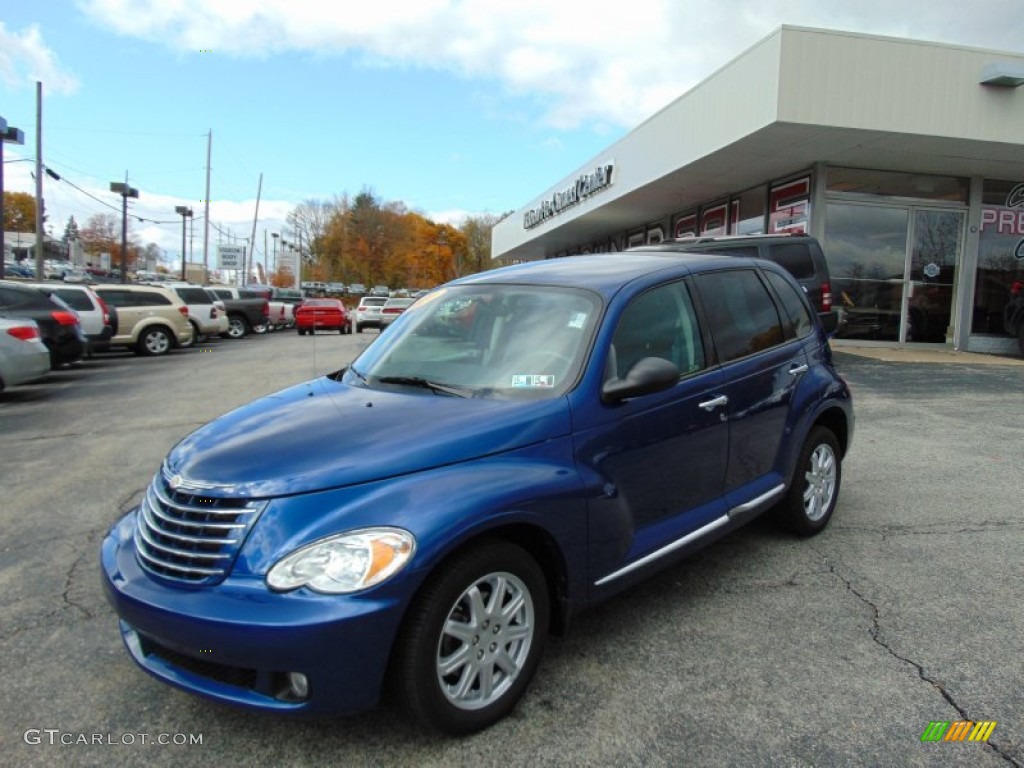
134 472 266 585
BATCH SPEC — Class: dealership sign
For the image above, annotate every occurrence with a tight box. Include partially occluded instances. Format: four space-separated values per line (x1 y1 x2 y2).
981 182 1024 260
218 245 245 269
523 163 614 230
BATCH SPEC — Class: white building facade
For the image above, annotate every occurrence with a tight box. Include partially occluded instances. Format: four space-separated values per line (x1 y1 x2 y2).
492 27 1024 353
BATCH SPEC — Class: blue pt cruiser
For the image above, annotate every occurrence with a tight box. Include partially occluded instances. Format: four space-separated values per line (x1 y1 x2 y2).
102 252 853 734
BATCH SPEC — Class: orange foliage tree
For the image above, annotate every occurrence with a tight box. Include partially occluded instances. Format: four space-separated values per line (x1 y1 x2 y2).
288 189 496 292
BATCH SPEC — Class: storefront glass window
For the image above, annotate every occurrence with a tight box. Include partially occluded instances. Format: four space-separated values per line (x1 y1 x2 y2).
732 186 766 234
972 180 1024 335
827 167 968 203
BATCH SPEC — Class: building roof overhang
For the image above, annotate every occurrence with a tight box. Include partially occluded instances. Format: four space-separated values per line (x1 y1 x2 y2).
493 26 1024 262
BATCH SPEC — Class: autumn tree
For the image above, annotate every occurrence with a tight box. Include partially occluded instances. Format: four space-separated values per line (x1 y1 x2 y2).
79 213 142 270
288 189 501 291
458 213 500 275
3 191 37 232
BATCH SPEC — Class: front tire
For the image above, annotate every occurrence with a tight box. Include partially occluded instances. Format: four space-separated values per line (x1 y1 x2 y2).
391 541 549 735
774 426 842 536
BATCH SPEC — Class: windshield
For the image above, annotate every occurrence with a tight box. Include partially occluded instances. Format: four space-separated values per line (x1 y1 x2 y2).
346 284 601 398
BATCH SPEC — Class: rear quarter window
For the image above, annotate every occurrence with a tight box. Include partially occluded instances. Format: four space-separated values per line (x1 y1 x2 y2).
764 270 814 339
175 288 212 304
52 289 94 311
765 243 816 279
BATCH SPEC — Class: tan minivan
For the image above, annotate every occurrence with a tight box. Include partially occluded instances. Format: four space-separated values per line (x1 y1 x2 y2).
91 285 193 356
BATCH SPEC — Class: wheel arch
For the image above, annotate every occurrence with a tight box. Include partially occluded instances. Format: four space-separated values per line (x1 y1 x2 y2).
401 522 573 644
814 404 851 458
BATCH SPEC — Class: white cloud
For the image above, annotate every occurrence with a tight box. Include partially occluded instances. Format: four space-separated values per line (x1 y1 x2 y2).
78 0 1024 129
0 22 79 94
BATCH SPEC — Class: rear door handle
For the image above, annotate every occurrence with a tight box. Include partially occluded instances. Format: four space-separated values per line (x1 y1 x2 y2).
788 363 809 375
698 394 729 411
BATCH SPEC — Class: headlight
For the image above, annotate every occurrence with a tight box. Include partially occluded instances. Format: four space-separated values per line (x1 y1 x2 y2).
266 527 416 594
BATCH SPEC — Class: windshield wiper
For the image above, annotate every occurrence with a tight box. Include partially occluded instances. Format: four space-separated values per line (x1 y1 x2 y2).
376 376 474 397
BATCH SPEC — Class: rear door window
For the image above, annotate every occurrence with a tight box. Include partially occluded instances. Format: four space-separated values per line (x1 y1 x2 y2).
694 269 785 362
134 291 172 306
95 289 133 306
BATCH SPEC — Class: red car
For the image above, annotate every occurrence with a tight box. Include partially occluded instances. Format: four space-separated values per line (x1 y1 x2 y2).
295 299 352 335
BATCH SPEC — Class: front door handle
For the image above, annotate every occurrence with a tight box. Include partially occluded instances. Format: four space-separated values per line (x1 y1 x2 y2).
698 394 729 411
788 363 809 375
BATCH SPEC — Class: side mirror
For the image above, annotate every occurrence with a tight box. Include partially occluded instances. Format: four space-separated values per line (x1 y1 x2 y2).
602 357 680 403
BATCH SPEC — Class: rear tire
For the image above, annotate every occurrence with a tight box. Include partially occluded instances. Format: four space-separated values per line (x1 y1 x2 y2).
136 326 174 357
774 426 842 536
390 541 549 735
225 315 249 339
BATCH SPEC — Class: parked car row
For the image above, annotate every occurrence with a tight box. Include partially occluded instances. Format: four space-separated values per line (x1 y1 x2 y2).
1 279 302 394
0 281 89 378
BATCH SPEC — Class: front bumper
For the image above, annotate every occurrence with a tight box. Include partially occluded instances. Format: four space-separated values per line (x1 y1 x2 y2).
100 513 406 716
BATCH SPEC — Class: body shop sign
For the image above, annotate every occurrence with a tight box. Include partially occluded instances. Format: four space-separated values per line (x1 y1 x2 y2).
523 164 614 230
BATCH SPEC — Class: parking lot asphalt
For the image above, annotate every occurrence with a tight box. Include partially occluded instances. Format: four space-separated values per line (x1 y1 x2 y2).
0 334 1021 767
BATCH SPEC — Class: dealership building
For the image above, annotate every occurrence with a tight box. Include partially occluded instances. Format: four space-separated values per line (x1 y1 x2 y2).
491 26 1024 354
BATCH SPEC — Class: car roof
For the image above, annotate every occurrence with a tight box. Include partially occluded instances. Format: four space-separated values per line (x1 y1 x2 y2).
453 251 751 299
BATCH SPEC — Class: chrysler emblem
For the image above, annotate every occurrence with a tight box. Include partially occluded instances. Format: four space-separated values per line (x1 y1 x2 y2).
169 474 184 490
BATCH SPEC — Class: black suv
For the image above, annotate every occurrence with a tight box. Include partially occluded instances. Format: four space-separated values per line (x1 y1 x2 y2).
634 234 837 331
0 281 88 368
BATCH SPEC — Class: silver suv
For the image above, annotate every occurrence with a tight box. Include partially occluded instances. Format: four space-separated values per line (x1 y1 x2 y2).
28 282 116 354
162 284 230 343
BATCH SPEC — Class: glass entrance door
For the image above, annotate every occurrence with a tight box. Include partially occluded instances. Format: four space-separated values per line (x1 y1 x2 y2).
903 209 964 343
826 203 964 344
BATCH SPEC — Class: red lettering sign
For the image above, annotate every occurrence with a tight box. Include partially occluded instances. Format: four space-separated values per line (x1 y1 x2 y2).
770 176 810 234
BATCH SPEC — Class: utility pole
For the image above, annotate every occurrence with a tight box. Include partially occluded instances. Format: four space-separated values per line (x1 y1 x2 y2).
110 176 139 283
34 82 44 278
246 172 262 286
202 130 211 283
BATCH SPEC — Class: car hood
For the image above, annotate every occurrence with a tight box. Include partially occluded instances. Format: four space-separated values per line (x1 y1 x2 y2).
163 376 572 498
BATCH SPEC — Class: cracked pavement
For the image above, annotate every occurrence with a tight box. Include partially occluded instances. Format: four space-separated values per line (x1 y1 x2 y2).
0 339 1021 767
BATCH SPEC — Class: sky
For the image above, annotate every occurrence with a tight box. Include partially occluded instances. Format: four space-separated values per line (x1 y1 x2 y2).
2 0 1023 270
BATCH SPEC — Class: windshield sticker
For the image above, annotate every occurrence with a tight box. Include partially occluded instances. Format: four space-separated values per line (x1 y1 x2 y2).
568 312 587 329
511 374 555 388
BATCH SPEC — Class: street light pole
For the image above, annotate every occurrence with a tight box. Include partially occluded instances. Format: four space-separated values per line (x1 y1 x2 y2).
110 180 139 283
176 206 193 281
0 116 26 280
